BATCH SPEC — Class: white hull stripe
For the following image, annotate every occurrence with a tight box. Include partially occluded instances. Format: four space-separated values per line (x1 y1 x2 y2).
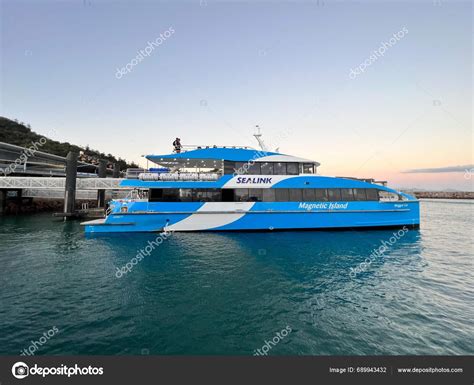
165 202 255 231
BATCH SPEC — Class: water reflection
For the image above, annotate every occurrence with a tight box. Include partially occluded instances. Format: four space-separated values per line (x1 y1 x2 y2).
0 204 472 354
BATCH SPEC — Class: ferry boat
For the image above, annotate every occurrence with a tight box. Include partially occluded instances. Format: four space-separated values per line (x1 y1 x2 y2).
82 139 420 233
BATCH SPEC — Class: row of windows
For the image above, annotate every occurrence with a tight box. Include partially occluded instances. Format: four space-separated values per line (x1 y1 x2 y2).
224 161 316 175
149 188 381 202
149 188 222 202
233 188 380 202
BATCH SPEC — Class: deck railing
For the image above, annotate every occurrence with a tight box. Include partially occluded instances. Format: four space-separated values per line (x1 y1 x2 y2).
138 172 220 181
174 144 252 153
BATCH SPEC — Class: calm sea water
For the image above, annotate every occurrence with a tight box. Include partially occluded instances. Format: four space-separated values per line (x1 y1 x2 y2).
0 200 472 355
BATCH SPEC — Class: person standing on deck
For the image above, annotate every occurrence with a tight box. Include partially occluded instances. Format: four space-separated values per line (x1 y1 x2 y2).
173 138 182 153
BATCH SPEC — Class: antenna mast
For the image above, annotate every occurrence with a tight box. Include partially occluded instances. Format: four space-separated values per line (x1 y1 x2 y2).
253 125 268 151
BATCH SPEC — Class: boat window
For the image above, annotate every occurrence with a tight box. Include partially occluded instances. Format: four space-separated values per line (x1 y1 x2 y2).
179 189 193 202
315 188 329 201
222 189 234 202
353 188 367 201
260 162 274 175
194 189 222 202
207 189 222 201
340 188 354 201
224 161 236 175
247 162 261 175
249 189 263 202
149 189 163 202
235 188 250 202
193 189 208 202
366 189 379 201
286 163 299 175
379 191 401 201
302 188 316 201
162 188 180 201
274 162 287 175
234 162 248 175
289 188 303 201
262 189 275 202
302 163 315 174
275 188 290 201
327 188 342 201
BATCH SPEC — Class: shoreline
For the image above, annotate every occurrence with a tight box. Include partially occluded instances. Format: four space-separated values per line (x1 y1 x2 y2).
410 191 474 199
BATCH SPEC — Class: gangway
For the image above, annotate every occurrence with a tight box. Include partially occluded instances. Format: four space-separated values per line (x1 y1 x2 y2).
0 177 128 190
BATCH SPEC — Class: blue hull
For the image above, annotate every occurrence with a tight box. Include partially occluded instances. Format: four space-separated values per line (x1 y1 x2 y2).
82 201 420 233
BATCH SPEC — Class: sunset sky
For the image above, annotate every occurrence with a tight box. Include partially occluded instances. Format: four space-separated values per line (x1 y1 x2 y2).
1 0 472 190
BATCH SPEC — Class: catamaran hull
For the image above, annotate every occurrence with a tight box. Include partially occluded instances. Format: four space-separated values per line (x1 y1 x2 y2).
82 201 420 233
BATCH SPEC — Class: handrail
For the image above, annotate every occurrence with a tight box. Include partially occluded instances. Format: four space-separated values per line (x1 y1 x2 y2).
138 172 220 181
173 144 253 153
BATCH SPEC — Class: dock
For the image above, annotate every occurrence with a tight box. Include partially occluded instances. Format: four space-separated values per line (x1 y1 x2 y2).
0 142 132 217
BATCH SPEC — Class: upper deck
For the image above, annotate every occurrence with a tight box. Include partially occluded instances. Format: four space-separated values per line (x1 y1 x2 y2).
145 146 320 169
123 146 408 199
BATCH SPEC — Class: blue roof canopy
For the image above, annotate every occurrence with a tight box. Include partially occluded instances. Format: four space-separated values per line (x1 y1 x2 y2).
146 148 279 163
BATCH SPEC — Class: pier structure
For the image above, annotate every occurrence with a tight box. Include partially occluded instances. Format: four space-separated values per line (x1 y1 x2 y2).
0 142 97 176
0 143 129 216
0 175 130 216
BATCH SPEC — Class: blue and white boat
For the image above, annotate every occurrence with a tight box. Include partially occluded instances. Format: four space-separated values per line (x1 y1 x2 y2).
82 141 420 233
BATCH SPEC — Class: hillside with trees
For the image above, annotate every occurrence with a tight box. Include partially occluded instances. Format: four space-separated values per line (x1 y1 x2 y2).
0 117 138 170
